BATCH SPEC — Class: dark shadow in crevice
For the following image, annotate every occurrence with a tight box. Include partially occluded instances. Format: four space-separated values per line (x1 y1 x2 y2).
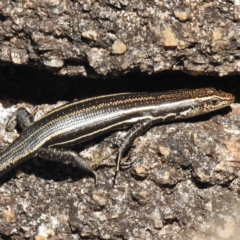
0 65 239 105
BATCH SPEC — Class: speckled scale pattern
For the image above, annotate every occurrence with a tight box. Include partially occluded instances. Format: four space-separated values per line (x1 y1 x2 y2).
0 88 235 175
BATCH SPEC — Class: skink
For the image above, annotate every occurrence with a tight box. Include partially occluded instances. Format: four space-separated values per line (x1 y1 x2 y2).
0 88 235 178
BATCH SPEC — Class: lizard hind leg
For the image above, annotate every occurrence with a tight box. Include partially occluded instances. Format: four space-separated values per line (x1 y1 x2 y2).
37 147 97 184
6 107 33 132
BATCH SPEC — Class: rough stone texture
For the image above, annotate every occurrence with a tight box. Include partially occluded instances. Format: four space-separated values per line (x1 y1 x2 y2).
0 96 240 239
1 0 240 77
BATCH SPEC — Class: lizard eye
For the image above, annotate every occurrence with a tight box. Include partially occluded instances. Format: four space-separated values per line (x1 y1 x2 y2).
209 99 220 105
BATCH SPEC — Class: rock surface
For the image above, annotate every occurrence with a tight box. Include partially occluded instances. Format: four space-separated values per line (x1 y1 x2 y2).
0 98 239 239
1 0 240 76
